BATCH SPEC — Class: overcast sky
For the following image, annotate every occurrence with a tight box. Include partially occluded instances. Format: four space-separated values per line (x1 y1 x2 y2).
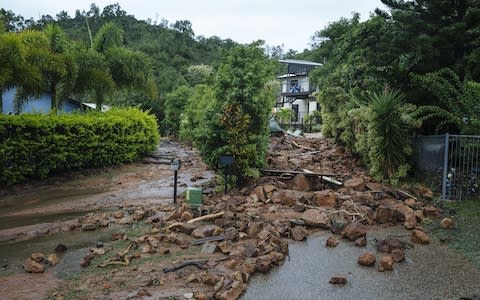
2 0 385 51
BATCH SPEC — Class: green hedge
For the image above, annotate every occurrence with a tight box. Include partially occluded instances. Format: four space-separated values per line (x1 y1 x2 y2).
0 108 159 185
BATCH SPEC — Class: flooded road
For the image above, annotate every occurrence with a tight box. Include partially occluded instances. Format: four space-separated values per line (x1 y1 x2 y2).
0 140 215 280
243 226 480 300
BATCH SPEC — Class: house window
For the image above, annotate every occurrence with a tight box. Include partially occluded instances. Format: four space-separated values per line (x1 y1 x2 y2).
289 80 300 93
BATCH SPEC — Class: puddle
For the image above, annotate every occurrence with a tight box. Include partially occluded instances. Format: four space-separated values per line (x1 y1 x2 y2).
0 211 91 231
243 227 480 300
0 225 121 278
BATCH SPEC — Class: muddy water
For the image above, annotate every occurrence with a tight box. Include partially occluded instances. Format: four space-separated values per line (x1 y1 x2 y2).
0 140 215 281
0 226 119 277
243 226 480 300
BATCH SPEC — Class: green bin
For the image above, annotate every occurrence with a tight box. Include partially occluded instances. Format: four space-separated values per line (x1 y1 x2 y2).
185 187 203 207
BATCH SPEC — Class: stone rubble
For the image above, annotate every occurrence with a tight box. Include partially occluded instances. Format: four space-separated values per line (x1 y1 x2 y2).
34 134 449 300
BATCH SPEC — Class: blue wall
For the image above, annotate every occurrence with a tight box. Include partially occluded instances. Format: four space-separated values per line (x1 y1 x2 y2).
1 87 81 114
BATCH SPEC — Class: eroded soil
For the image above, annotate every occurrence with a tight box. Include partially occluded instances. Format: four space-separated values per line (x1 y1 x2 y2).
0 135 479 300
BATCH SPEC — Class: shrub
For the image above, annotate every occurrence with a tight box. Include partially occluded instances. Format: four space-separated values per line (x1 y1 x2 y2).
0 107 159 185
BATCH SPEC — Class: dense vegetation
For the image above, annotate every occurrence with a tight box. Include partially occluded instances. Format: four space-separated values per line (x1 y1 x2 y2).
0 108 159 185
300 0 480 182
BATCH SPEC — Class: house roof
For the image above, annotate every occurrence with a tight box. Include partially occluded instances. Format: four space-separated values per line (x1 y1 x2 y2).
277 73 299 79
82 103 111 112
278 59 322 67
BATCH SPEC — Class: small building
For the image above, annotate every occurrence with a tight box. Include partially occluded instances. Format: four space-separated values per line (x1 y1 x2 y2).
276 59 322 125
1 87 102 114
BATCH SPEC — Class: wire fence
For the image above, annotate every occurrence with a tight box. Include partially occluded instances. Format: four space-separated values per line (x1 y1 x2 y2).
414 134 480 200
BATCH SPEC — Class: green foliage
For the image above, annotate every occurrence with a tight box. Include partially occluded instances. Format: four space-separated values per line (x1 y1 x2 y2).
0 108 159 185
93 22 124 53
162 85 192 137
350 89 418 182
412 68 480 134
275 107 294 124
194 43 275 186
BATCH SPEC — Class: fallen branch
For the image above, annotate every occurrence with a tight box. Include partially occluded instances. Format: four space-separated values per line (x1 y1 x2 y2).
187 212 224 224
98 242 135 268
163 260 208 273
302 169 343 186
291 140 315 151
191 234 225 245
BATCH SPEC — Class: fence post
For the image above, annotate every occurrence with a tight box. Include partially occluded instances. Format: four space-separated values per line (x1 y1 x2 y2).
441 133 449 200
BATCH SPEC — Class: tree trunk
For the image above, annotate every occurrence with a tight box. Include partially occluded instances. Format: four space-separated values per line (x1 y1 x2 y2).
50 84 57 113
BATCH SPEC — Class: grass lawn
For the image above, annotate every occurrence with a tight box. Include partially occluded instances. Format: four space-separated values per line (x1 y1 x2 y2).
431 199 480 269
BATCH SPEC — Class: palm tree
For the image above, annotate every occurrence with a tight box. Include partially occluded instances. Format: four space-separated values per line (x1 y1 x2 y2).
0 31 43 113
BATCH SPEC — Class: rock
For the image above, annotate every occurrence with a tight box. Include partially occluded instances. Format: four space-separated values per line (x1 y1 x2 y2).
31 253 44 263
247 221 264 238
391 248 405 262
257 229 271 240
341 222 367 241
329 275 347 285
81 223 97 231
314 190 336 207
252 186 266 202
201 242 217 254
291 226 308 241
218 241 233 254
177 223 198 235
414 210 425 221
132 209 145 221
271 189 304 206
200 273 219 285
375 205 396 224
113 211 124 219
404 198 416 207
180 211 193 222
158 247 170 255
215 281 247 300
325 236 339 247
96 242 104 248
423 205 440 218
225 259 239 269
194 292 208 300
191 225 223 238
418 186 433 199
301 209 330 229
292 174 312 191
376 238 405 253
263 184 276 194
354 236 367 247
344 177 365 192
23 258 45 273
141 244 156 254
378 255 394 272
358 252 376 266
46 254 59 266
256 255 273 273
55 244 68 252
118 215 133 225
229 271 244 283
412 229 430 244
440 217 454 229
111 231 127 241
80 259 91 268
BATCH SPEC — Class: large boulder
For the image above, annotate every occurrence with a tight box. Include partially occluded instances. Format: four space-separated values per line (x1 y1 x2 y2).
271 189 306 206
301 209 330 229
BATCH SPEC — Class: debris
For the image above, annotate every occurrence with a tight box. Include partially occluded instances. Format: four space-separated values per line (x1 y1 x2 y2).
187 211 224 224
201 242 217 254
191 234 226 245
329 275 347 285
325 236 339 247
412 229 430 244
47 254 60 266
440 217 454 229
291 226 308 241
378 255 394 272
98 242 136 267
162 260 208 273
358 252 376 266
23 258 45 273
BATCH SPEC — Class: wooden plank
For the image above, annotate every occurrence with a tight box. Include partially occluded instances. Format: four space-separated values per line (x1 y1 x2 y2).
263 169 336 177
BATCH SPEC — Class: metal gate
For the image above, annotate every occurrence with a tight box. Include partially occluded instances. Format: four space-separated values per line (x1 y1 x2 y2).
414 134 480 200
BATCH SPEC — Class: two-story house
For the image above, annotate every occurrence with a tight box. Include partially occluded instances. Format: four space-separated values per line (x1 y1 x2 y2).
276 59 322 125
